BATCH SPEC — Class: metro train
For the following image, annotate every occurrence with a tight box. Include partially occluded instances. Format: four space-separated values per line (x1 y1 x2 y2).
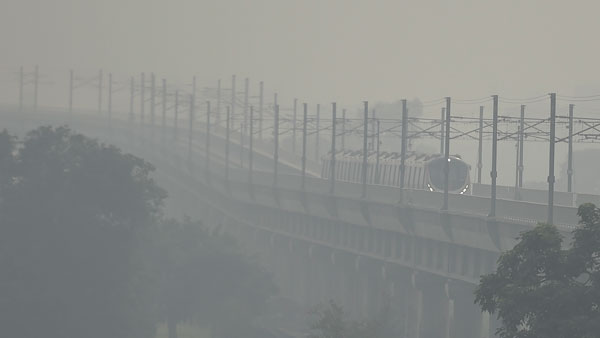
320 150 471 194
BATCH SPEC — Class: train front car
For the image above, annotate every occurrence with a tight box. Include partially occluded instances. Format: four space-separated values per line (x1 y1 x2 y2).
425 155 471 194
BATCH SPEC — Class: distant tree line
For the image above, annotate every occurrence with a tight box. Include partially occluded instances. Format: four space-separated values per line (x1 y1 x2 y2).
0 126 276 338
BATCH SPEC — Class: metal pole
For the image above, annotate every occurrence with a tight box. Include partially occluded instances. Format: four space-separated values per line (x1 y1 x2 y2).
174 91 179 140
225 106 231 182
440 107 445 154
98 69 103 114
375 119 381 184
129 76 134 144
514 126 520 200
547 93 556 224
273 104 280 186
140 72 145 124
244 77 249 136
259 81 264 140
518 105 525 188
33 65 38 112
400 99 408 194
231 75 236 120
225 106 230 182
188 94 194 163
316 103 320 161
192 76 196 102
162 79 167 135
216 79 221 125
249 106 254 185
206 101 211 176
302 103 308 190
489 95 499 217
567 104 574 193
361 101 369 199
129 76 134 125
442 98 451 211
371 109 376 151
19 66 23 113
240 122 244 168
341 109 346 151
329 102 336 194
477 106 484 184
108 73 112 127
150 73 155 128
293 98 297 154
69 69 74 116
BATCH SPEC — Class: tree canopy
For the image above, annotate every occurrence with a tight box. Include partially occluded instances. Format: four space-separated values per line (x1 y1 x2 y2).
0 126 277 338
308 299 400 338
151 218 277 338
0 126 166 338
475 203 600 338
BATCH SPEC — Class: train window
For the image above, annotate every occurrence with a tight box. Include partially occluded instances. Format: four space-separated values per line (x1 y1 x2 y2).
371 164 380 183
347 161 352 181
412 167 417 187
347 162 352 181
427 158 469 191
346 162 351 182
374 164 379 183
386 164 392 185
358 162 363 182
354 163 369 182
345 162 351 182
413 167 418 187
416 167 420 187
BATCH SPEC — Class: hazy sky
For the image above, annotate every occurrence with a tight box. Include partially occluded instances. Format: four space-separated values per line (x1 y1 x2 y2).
3 0 600 105
2 0 600 187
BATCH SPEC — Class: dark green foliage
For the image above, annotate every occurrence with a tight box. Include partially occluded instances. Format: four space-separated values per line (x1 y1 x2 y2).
0 126 277 338
308 300 398 338
0 126 166 338
475 203 600 338
152 218 277 338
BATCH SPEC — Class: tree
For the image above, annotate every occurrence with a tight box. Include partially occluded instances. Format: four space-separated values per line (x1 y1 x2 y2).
475 203 600 338
308 299 399 338
0 126 166 338
152 218 277 338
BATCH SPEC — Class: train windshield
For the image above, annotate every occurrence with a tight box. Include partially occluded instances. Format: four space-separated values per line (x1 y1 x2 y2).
428 157 469 191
